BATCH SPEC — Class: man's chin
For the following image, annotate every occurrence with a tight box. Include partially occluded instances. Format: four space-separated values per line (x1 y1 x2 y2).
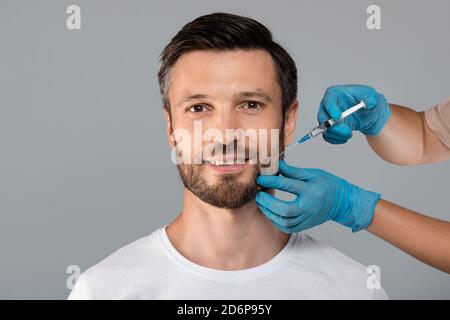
198 188 258 209
203 163 255 181
201 178 258 209
177 162 262 209
184 170 257 209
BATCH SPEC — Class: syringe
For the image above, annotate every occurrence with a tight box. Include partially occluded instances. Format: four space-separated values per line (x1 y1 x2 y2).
280 100 366 156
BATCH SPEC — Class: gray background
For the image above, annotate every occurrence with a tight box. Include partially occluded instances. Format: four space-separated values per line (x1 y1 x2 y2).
1 0 449 299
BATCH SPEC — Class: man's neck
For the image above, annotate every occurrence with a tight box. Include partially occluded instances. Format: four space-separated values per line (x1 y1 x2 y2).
166 188 291 270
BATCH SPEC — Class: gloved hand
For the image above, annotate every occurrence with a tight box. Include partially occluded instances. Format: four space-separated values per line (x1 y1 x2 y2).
318 84 391 144
255 160 381 233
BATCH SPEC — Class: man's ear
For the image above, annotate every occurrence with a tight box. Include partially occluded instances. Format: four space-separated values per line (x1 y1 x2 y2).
283 99 299 146
164 108 175 148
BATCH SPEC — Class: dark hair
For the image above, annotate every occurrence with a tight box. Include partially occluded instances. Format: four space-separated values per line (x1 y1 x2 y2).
157 12 298 114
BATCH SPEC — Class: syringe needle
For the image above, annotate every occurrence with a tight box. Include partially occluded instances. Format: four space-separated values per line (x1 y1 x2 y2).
277 100 366 156
278 139 301 156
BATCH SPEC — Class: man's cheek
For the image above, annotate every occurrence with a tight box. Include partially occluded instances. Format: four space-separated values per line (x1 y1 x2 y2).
170 123 206 165
258 128 280 176
260 159 279 175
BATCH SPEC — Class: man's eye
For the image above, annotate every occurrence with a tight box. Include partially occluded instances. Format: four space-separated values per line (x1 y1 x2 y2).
242 101 263 110
188 104 207 113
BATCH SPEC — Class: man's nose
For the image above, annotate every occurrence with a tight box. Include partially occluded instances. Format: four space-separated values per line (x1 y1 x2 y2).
206 107 242 139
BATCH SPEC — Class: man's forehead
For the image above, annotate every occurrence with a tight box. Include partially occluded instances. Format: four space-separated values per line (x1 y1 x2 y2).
169 49 281 104
175 48 274 65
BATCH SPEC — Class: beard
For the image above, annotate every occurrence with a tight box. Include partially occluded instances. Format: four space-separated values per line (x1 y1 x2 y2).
177 162 261 209
176 125 285 209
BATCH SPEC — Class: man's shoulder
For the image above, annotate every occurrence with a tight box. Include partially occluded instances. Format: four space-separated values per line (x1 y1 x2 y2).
296 233 369 272
292 233 388 299
68 227 167 299
294 233 388 299
88 226 165 273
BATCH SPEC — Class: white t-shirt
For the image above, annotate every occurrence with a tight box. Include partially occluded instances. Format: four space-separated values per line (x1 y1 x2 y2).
68 225 388 300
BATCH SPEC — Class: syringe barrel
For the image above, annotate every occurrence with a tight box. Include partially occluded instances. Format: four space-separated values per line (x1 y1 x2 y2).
309 123 327 137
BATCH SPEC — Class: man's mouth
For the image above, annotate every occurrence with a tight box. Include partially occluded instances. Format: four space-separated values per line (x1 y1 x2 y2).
203 155 253 166
202 156 252 174
204 159 248 166
203 156 274 167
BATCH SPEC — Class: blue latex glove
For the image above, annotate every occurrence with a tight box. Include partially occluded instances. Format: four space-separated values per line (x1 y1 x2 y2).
318 84 391 144
256 160 381 233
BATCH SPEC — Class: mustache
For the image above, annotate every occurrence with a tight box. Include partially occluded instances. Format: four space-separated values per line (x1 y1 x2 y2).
199 140 258 163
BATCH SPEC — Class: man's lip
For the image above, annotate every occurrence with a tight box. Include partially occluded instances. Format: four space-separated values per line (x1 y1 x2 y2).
203 158 252 165
205 162 248 173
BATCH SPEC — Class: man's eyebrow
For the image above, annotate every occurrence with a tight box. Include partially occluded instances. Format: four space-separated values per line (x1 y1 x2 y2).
176 89 273 107
177 94 210 107
234 90 273 103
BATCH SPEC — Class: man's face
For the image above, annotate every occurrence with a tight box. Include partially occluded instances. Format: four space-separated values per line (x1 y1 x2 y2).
164 49 297 208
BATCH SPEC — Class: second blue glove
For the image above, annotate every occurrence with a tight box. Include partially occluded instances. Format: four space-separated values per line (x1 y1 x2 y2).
256 160 381 233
